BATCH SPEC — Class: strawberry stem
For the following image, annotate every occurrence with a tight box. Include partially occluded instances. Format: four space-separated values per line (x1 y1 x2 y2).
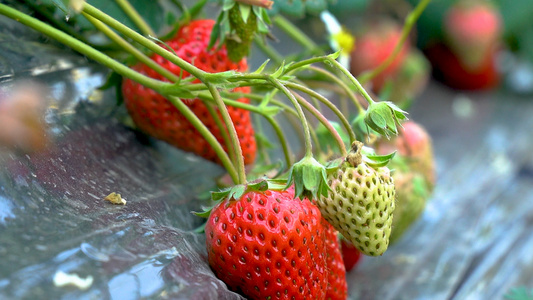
81 12 180 83
307 66 366 115
291 91 347 157
357 0 432 85
268 78 316 160
114 0 156 37
198 92 293 169
326 56 376 106
166 96 239 183
0 4 169 92
206 83 247 185
81 3 209 83
204 102 238 166
286 82 356 145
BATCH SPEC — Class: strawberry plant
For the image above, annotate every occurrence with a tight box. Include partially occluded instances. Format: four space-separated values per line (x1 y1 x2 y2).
0 0 435 298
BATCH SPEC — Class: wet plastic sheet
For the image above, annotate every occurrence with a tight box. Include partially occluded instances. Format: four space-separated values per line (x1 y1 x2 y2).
1 12 533 300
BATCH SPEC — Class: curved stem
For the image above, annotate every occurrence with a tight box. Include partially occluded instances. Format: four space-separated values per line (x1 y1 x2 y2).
166 96 238 184
82 3 208 82
326 57 375 106
114 0 156 36
308 66 365 115
204 102 237 165
206 84 247 185
269 78 313 158
286 82 357 144
357 0 432 85
82 12 180 82
291 92 347 157
0 4 169 92
199 92 293 168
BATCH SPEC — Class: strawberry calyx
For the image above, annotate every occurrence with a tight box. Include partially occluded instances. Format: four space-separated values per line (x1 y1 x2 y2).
364 101 408 138
285 155 330 201
327 141 396 173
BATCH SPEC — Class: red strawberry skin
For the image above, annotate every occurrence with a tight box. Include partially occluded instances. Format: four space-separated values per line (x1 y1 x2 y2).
340 240 362 272
122 20 256 165
425 43 500 90
323 221 348 300
350 20 410 92
205 189 328 300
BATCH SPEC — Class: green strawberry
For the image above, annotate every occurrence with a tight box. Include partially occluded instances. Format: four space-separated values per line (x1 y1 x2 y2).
317 141 396 256
387 158 430 244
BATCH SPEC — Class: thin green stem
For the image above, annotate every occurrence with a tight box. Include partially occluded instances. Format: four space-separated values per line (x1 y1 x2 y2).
273 15 319 54
206 84 247 185
291 92 347 157
199 92 293 168
308 66 365 115
269 78 313 158
114 0 156 37
166 96 238 184
204 103 237 166
0 4 169 92
254 36 284 65
82 3 208 82
357 0 432 85
286 82 357 144
82 12 180 82
326 57 375 106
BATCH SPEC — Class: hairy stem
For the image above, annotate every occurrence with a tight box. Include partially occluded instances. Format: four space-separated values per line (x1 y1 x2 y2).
82 12 180 82
357 0 432 84
291 92 347 157
82 3 208 82
206 84 247 185
269 78 313 158
0 4 169 91
114 0 156 37
286 82 357 144
166 96 238 184
326 57 375 106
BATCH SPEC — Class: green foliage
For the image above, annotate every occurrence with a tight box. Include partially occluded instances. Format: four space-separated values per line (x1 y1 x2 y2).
505 287 533 300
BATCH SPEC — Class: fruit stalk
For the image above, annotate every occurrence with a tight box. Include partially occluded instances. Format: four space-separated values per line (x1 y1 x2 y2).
114 0 156 36
291 91 347 156
166 96 239 183
206 84 247 184
357 0 432 85
82 12 180 82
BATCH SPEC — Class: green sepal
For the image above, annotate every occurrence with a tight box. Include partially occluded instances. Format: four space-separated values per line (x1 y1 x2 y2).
253 59 270 74
362 147 396 168
364 101 408 138
194 180 269 218
285 156 330 200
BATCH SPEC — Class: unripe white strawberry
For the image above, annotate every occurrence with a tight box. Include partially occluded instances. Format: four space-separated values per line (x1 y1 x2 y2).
317 142 395 256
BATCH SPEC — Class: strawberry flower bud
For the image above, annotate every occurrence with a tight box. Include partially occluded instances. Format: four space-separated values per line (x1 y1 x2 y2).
364 101 408 138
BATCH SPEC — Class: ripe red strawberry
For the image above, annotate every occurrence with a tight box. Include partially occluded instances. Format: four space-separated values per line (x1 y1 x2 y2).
444 0 501 71
350 19 410 92
425 42 500 90
340 239 362 272
204 186 328 299
122 20 256 165
323 220 348 300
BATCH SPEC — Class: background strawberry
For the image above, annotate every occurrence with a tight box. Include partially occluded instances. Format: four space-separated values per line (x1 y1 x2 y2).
340 239 362 272
122 20 257 165
444 0 502 71
323 220 348 300
350 19 410 92
204 187 328 300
